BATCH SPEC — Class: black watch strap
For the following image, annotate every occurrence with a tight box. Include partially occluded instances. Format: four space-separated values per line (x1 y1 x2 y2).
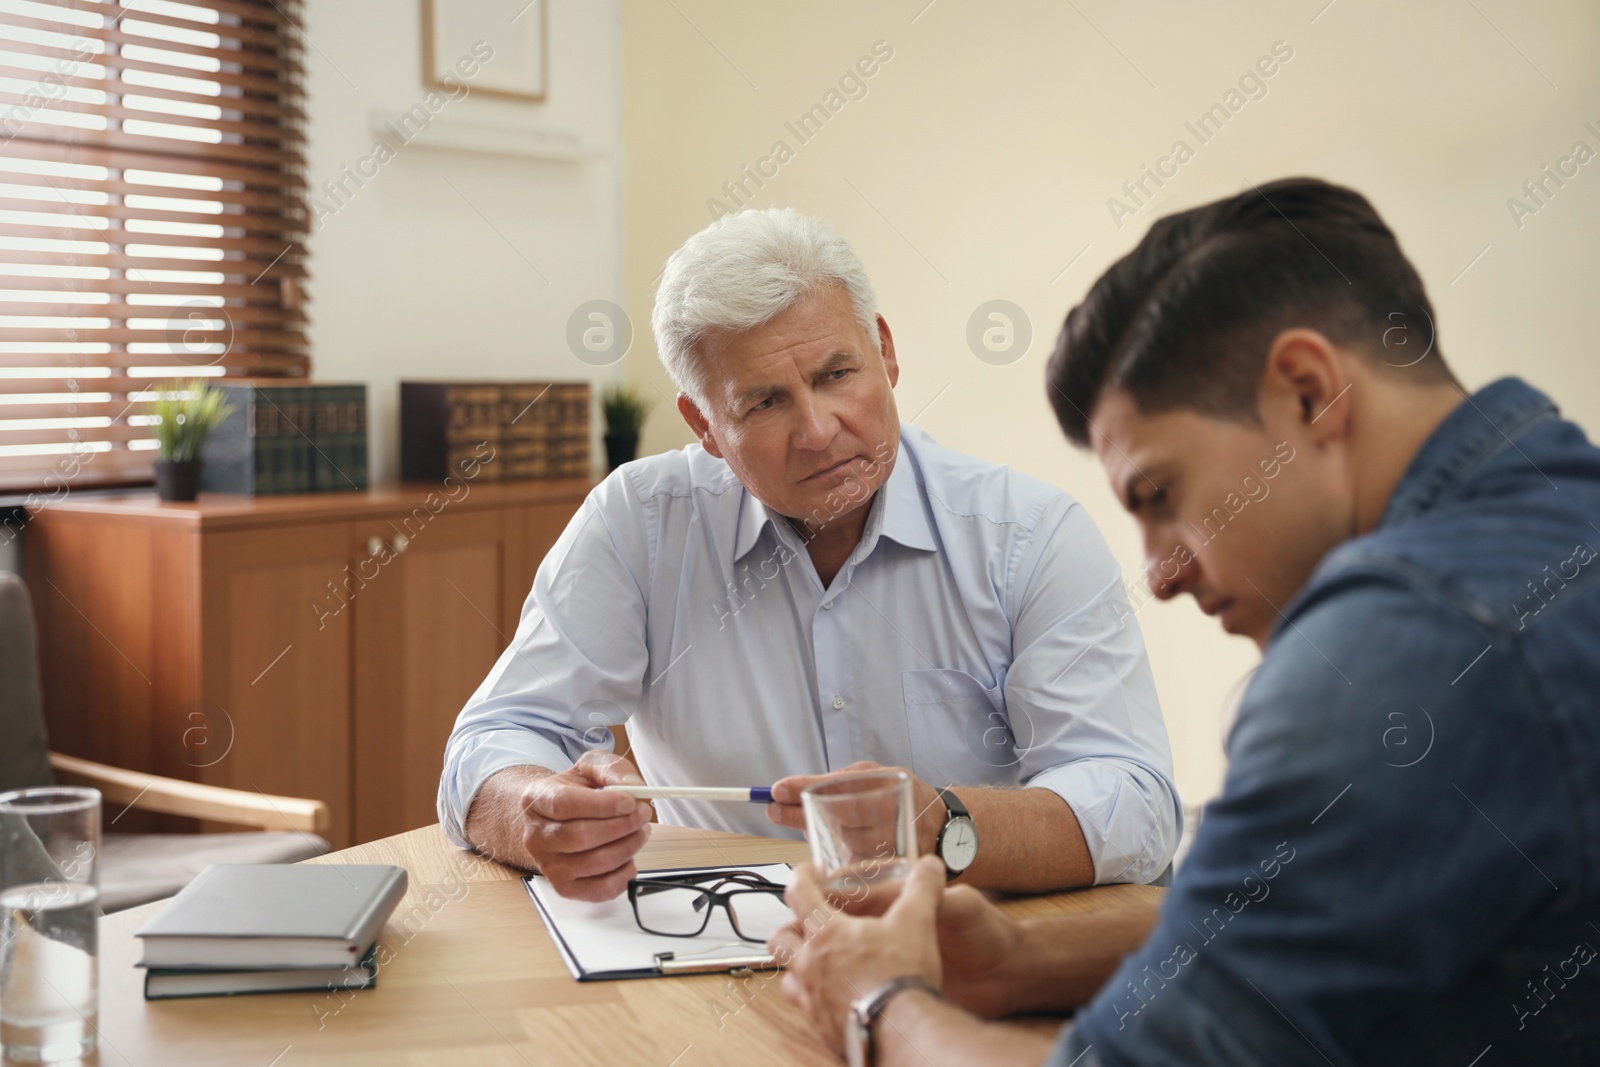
934 786 973 880
936 786 970 821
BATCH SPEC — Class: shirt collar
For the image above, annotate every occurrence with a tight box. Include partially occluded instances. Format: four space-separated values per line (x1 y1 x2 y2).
1378 376 1558 529
733 481 776 562
874 439 937 553
731 434 937 563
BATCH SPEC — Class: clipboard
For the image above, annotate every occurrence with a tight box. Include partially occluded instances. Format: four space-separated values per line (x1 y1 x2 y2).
523 863 793 981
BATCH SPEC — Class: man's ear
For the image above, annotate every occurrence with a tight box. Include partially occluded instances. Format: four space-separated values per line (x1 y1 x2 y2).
676 393 725 459
876 314 899 388
1261 328 1352 444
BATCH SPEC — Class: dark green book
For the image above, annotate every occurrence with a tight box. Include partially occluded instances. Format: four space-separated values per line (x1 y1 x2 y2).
343 384 370 489
143 944 378 1000
204 383 370 494
200 383 302 494
311 384 339 491
311 384 368 491
285 385 312 493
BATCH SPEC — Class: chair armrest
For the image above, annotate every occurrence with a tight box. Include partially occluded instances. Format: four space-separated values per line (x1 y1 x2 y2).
48 752 330 835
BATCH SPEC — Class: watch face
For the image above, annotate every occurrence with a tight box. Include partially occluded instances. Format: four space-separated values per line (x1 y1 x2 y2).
941 816 979 870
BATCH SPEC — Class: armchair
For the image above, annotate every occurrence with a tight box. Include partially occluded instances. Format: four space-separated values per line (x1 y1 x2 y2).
1 571 330 912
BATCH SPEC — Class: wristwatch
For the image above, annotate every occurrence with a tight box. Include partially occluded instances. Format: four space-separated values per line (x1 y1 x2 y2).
933 787 978 880
844 975 942 1067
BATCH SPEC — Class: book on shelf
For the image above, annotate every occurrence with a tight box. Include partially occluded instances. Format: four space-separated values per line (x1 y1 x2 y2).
135 864 407 970
143 945 379 1001
400 380 590 483
200 381 369 494
312 383 369 491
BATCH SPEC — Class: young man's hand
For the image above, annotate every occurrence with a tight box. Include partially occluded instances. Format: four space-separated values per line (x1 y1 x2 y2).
769 856 949 1054
773 858 1026 1024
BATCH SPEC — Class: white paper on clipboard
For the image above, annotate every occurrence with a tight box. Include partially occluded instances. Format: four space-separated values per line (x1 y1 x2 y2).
524 863 794 981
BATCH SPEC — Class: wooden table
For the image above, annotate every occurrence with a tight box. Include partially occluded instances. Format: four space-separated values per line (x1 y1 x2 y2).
69 825 1161 1066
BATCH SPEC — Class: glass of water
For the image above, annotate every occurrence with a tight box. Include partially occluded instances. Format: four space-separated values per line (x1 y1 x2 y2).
1 787 100 1064
800 770 918 894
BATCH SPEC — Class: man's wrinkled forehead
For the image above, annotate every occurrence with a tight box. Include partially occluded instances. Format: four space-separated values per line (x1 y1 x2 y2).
700 288 868 402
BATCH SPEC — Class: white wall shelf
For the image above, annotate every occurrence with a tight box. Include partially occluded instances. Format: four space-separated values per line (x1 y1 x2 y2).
368 110 600 162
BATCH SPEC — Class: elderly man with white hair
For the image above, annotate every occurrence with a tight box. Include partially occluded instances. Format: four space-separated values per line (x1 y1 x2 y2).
438 208 1180 901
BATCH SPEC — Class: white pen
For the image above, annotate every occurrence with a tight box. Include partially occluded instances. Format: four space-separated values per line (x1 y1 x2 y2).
601 785 775 803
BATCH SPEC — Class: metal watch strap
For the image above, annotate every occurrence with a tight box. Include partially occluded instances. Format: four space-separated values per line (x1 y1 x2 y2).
934 786 972 879
853 975 942 1067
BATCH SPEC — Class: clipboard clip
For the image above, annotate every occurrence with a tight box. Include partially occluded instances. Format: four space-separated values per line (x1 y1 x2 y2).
653 950 783 976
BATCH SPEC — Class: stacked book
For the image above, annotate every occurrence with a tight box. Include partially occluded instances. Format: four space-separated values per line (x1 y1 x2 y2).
200 381 370 494
135 864 406 1000
400 380 591 482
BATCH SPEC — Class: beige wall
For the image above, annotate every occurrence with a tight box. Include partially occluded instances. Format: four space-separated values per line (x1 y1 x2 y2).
622 0 1600 807
302 0 623 486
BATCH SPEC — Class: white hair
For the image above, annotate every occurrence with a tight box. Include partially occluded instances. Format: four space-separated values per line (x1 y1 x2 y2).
651 208 878 407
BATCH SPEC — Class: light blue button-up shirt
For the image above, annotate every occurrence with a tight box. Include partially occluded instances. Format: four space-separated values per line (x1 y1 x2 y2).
438 425 1180 883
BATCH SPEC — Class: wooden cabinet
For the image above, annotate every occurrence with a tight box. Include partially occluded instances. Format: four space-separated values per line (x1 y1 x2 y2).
22 481 589 849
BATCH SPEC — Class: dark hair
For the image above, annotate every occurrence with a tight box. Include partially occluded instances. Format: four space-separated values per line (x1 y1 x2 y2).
1046 177 1452 446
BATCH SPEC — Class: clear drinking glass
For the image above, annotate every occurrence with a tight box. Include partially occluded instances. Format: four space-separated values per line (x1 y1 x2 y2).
800 770 918 894
0 787 100 1064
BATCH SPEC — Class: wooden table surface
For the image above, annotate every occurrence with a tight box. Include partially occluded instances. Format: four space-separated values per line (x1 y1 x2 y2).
61 825 1161 1066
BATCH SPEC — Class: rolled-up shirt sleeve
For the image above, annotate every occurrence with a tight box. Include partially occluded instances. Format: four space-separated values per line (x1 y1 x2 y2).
1005 498 1181 884
436 471 653 847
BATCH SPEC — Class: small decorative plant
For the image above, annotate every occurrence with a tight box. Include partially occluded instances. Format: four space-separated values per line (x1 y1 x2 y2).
601 384 652 471
601 383 652 439
147 379 234 500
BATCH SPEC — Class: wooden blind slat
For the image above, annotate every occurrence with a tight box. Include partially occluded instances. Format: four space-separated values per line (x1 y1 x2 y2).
0 90 302 144
0 372 277 395
0 137 306 191
20 0 295 52
0 61 306 124
0 11 296 75
0 400 149 420
0 168 305 214
1 127 305 169
7 36 301 98
42 0 304 34
0 327 306 350
0 300 307 325
9 350 308 373
57 5 294 52
0 277 302 302
0 0 308 491
0 199 307 237
3 222 300 257
0 248 305 278
0 424 165 447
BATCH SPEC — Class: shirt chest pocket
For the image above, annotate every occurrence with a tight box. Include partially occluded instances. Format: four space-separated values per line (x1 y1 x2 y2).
900 668 1017 788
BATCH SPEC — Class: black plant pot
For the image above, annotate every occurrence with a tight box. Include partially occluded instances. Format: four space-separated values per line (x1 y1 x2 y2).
604 432 639 472
154 458 203 502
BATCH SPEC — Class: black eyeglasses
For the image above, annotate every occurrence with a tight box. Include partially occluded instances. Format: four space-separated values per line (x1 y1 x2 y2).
627 870 788 943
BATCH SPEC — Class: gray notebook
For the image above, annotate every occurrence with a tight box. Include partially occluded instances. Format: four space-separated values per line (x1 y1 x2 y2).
136 864 408 970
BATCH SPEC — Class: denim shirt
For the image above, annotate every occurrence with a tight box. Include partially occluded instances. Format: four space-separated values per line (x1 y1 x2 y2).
1057 378 1600 1066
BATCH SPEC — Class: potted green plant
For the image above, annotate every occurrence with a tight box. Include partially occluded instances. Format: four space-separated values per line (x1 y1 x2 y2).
147 379 234 502
601 383 652 471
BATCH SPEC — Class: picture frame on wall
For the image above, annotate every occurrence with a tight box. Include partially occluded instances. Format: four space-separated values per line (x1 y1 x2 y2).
422 0 547 103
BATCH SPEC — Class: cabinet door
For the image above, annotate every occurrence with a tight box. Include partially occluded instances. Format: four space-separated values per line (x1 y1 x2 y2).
201 523 356 847
352 507 513 843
